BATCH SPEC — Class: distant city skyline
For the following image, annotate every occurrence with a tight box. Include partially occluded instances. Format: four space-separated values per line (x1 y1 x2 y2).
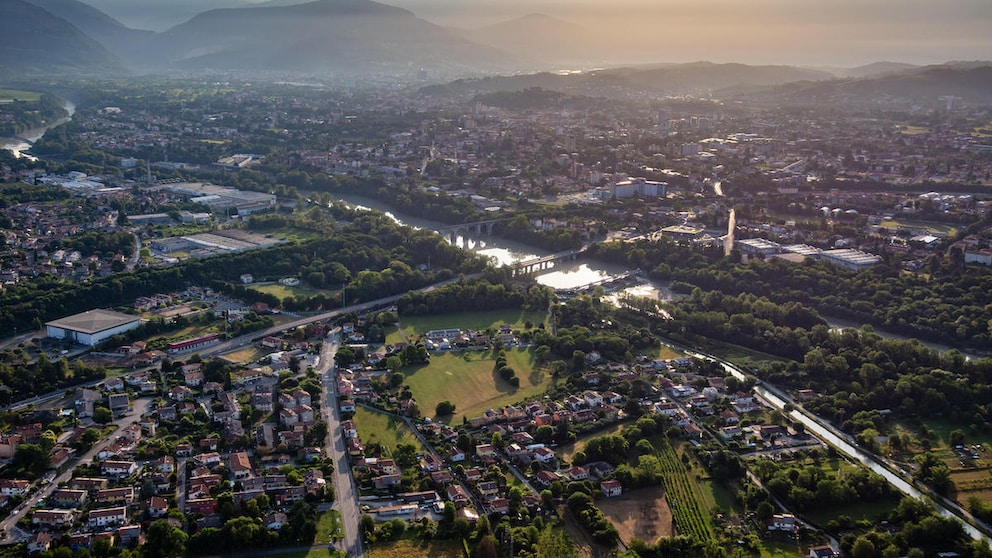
85 0 992 67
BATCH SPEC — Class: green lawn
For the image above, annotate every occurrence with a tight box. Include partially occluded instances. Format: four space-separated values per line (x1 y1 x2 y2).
314 510 345 546
386 309 547 345
403 347 552 421
251 283 338 301
878 219 958 237
353 406 426 454
0 89 41 102
694 336 793 369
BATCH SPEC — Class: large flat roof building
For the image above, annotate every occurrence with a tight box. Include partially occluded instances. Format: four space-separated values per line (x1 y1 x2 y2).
46 309 141 347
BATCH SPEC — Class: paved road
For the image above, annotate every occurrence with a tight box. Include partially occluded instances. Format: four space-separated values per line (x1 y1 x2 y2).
318 331 363 558
0 397 152 542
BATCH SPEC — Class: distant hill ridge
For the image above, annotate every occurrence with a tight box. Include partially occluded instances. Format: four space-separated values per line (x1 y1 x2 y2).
0 0 123 77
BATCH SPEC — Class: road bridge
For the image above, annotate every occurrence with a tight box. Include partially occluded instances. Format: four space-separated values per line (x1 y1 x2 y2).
511 247 585 276
435 218 512 247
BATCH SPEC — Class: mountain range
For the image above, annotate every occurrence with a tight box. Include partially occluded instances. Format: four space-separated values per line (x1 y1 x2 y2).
0 0 990 103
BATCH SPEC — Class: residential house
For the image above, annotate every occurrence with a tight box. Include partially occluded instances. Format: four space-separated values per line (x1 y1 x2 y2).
601 480 623 498
768 514 796 532
95 487 134 505
88 506 127 529
52 489 87 508
101 460 137 477
32 509 77 528
230 452 253 480
0 479 29 497
446 484 471 508
147 496 168 518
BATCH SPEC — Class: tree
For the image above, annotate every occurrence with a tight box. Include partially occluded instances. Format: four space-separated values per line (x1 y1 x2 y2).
851 536 877 558
13 443 49 476
40 429 57 451
435 400 456 416
536 528 578 558
386 356 403 371
143 519 188 558
93 406 113 424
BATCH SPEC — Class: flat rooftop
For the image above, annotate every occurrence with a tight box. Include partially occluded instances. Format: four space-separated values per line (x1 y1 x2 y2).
46 309 140 334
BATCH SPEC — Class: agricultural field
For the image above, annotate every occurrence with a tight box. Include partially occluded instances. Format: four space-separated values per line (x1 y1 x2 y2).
650 437 714 541
597 485 676 544
386 309 547 345
353 407 426 454
402 347 553 421
368 536 463 558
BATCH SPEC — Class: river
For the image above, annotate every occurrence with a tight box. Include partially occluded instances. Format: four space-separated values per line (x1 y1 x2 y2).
337 193 969 353
0 100 75 160
334 193 674 294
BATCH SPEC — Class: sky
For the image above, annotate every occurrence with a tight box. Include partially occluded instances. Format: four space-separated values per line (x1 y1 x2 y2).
86 0 992 67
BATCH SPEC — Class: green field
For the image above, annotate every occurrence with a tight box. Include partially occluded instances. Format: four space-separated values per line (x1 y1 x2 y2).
878 219 957 237
403 347 552 421
368 535 463 558
695 336 793 369
0 89 41 102
219 346 270 364
251 283 338 302
387 309 547 345
314 510 345 546
353 406 426 453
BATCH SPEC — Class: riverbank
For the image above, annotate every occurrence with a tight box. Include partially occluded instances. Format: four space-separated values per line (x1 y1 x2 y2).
0 99 75 160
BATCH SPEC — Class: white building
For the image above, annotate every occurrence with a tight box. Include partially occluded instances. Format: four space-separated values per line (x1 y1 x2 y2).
46 309 142 347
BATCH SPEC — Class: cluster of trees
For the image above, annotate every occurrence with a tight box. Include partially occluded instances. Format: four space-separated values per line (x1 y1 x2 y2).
836 497 989 558
50 230 135 259
500 214 583 252
589 236 992 349
188 501 317 554
566 491 620 546
750 457 893 512
493 349 520 387
757 329 992 435
398 274 553 316
0 354 104 400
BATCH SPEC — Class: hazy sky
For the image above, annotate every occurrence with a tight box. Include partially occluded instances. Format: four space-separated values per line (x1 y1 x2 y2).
87 0 992 67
